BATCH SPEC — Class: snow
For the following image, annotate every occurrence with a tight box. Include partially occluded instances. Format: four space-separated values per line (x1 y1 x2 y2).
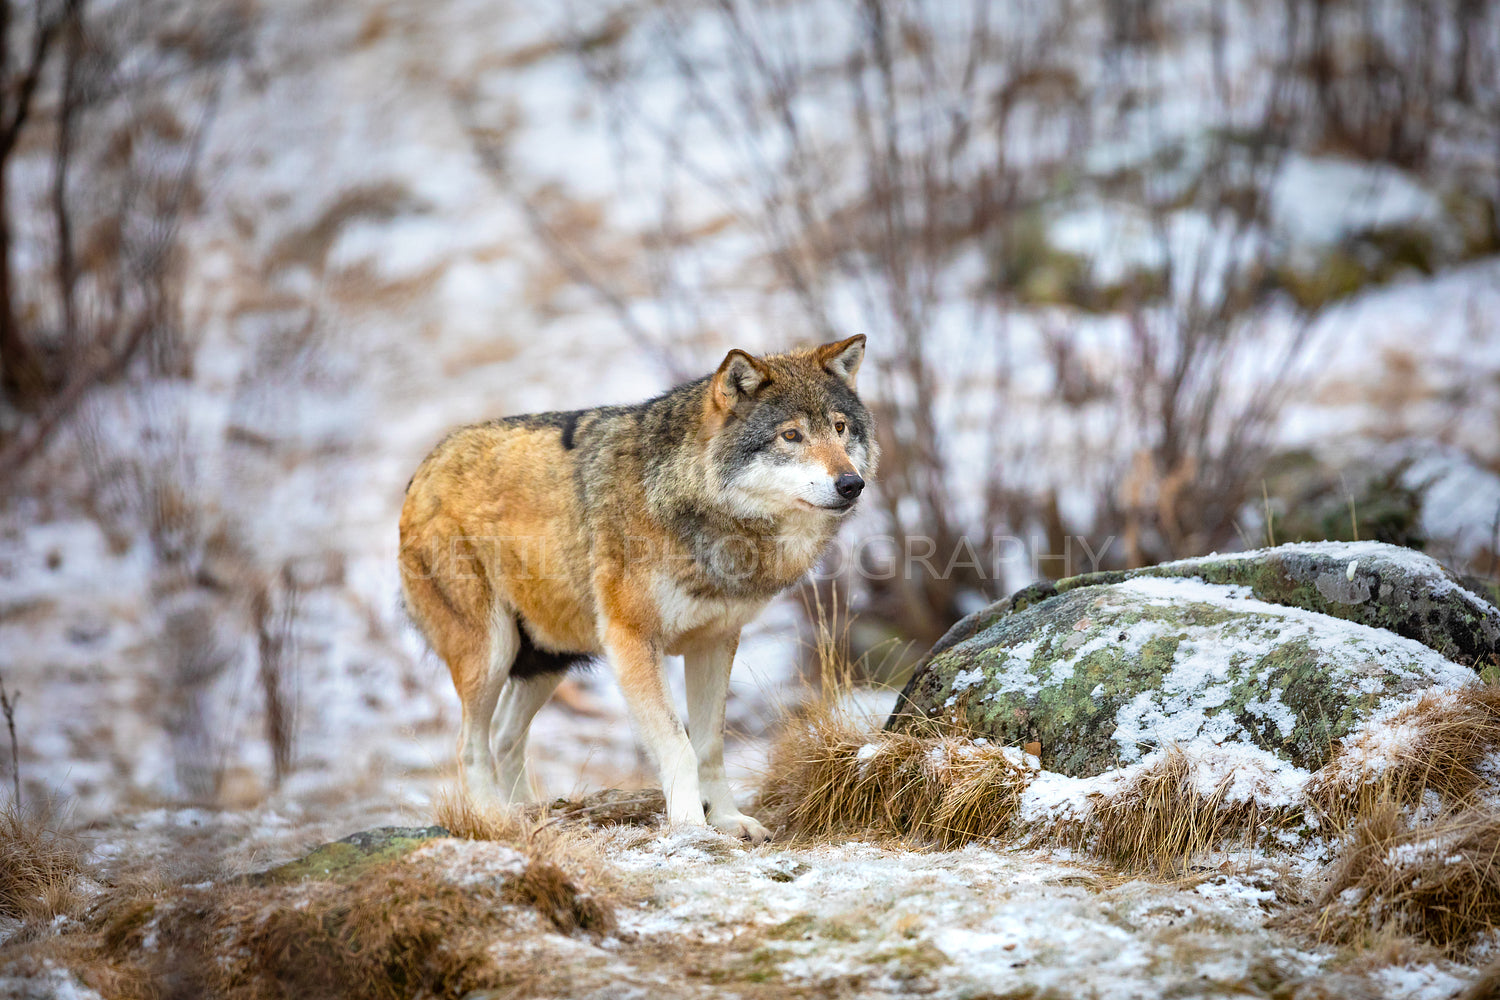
1271 155 1448 255
1017 768 1112 825
1016 738 1310 830
949 572 1481 767
1161 540 1494 612
1102 576 1478 762
0 0 1497 994
1313 689 1475 791
602 830 1342 999
1374 964 1476 1000
0 965 105 1000
1194 876 1277 906
1179 742 1310 808
409 838 530 885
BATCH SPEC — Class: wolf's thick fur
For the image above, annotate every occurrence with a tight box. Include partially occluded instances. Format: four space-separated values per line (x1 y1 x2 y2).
399 337 876 841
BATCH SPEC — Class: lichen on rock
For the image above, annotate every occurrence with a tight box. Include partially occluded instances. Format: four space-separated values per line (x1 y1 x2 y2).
252 825 452 884
889 543 1490 778
953 542 1499 667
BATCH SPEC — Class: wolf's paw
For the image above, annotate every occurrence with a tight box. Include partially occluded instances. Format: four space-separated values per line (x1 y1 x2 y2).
710 811 772 845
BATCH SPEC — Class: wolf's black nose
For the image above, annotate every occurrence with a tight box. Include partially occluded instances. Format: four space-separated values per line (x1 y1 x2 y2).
835 473 865 499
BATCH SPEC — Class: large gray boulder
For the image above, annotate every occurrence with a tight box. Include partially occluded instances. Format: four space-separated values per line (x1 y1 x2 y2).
888 543 1495 777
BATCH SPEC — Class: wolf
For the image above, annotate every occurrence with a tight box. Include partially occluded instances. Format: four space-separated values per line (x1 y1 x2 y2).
399 336 876 842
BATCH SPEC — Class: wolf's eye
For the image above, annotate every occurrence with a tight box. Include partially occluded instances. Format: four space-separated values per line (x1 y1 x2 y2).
782 429 802 442
834 421 846 434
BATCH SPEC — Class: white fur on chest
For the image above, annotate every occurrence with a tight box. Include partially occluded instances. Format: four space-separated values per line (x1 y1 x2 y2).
775 512 837 576
654 576 769 645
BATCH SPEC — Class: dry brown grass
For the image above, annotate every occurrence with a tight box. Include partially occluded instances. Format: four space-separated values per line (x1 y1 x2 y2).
54 847 616 1000
1314 804 1500 957
434 784 667 843
433 784 636 923
759 607 1308 865
505 858 615 935
757 585 1036 847
1460 959 1500 1000
756 701 1031 848
1306 687 1500 830
0 803 90 923
758 713 1307 870
433 785 540 844
1086 748 1303 875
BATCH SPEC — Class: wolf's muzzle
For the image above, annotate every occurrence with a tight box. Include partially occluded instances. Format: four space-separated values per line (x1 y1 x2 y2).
835 473 865 500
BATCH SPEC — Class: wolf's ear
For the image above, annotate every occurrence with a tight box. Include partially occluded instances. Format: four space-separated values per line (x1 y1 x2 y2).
711 349 771 411
816 335 865 388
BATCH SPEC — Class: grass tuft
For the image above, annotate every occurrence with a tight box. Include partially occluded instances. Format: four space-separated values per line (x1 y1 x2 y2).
1087 747 1302 874
0 802 90 922
432 785 539 844
506 858 616 934
1306 687 1500 830
69 848 616 1000
1315 804 1500 956
756 698 1031 847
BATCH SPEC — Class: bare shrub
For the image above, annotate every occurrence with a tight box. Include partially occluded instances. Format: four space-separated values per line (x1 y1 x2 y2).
476 1 1302 655
252 572 300 787
469 0 1500 662
0 0 246 477
0 673 18 806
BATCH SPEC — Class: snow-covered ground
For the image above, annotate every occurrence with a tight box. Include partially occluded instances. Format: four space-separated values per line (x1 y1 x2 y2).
1 0 1499 995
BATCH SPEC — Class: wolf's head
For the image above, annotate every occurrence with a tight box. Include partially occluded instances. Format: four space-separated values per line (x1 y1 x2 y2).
704 336 879 519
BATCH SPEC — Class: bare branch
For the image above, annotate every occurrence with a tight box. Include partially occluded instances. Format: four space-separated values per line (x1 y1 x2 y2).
0 673 19 807
0 1 65 158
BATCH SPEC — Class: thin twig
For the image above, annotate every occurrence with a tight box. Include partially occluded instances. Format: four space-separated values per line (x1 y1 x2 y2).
1341 471 1360 542
0 673 20 807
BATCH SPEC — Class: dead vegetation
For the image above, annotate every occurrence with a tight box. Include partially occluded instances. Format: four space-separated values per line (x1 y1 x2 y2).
2 836 616 1000
757 592 1036 848
112 857 607 999
756 708 1030 849
521 0 1500 661
755 703 1306 871
433 784 539 845
0 803 90 923
1086 748 1303 875
757 609 1306 866
757 613 1500 903
1314 805 1500 958
1305 687 1500 831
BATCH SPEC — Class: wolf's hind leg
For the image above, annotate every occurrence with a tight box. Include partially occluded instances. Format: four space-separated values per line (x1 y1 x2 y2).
454 611 519 805
685 635 770 844
491 671 563 804
400 550 511 805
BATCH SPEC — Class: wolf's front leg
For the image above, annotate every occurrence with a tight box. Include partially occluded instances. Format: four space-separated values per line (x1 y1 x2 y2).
684 634 771 844
604 623 707 827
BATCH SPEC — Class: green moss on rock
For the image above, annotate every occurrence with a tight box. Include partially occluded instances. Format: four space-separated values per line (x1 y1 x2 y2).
252 826 451 885
889 544 1489 777
1035 543 1498 667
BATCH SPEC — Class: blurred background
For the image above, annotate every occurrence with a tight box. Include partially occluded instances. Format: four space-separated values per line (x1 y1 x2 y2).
0 0 1497 832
